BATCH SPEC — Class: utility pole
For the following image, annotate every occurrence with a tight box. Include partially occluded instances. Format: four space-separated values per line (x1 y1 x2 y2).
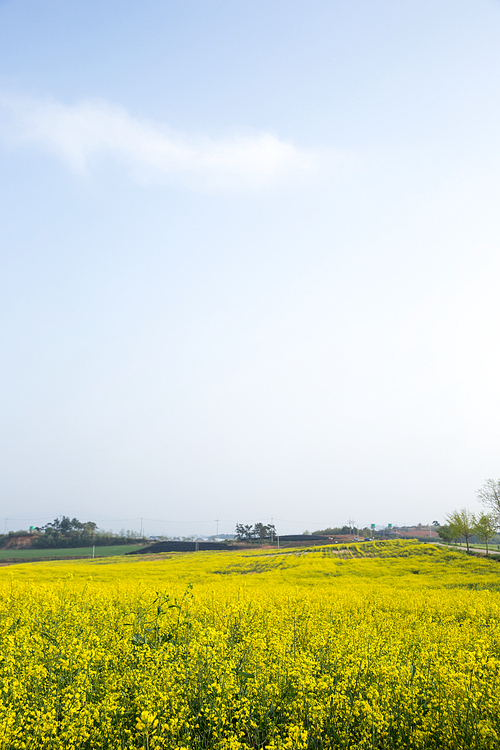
140 518 143 538
348 518 354 540
216 518 219 538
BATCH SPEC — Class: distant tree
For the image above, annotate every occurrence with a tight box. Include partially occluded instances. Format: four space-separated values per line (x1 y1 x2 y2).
235 524 253 541
264 524 277 541
312 526 351 536
253 523 269 540
437 524 455 543
477 479 500 525
473 513 497 555
33 516 99 549
235 523 277 542
446 509 475 553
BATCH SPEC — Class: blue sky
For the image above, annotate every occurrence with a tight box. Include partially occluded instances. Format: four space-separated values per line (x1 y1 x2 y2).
1 0 500 536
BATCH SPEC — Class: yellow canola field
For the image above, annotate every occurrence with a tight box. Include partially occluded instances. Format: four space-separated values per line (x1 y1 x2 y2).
1 540 500 749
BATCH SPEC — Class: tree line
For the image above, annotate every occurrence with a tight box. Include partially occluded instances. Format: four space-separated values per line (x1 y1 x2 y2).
1 517 146 549
438 479 500 554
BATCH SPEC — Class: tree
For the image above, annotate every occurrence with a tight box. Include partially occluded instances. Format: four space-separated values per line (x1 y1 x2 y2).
477 479 500 525
235 524 253 541
446 509 475 553
437 524 455 544
473 513 497 555
33 516 99 549
312 526 351 536
235 523 277 543
264 524 276 541
253 523 269 540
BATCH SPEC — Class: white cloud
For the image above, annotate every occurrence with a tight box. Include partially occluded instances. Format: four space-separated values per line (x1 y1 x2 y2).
0 95 320 191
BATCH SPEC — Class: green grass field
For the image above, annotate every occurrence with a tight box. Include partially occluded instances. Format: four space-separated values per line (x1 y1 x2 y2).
0 543 148 560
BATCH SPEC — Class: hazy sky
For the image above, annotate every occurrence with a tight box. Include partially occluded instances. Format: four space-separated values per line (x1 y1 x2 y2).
1 0 500 536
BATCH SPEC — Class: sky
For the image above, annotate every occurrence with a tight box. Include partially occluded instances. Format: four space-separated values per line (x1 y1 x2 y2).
1 0 500 537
